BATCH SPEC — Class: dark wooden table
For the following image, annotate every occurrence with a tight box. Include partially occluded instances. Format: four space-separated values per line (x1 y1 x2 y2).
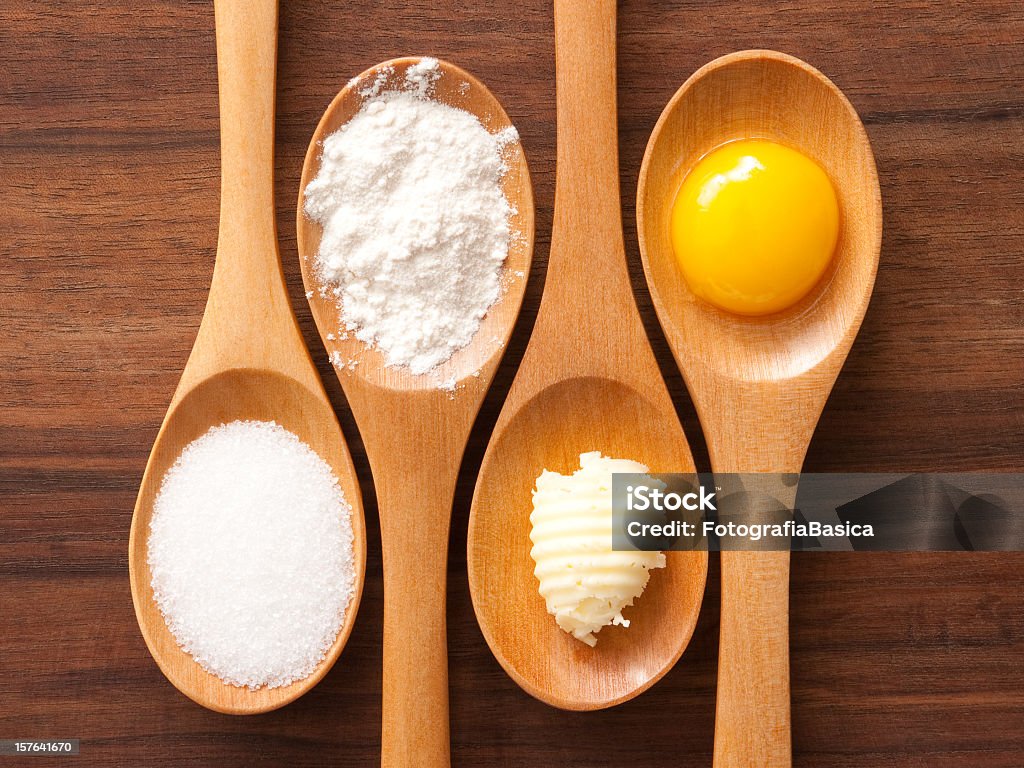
2 1 1023 766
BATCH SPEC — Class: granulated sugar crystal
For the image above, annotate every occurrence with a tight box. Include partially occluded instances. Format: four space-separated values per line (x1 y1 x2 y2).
147 420 355 690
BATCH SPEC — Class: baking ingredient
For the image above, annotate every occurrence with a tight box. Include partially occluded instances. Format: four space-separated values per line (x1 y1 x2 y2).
529 452 666 647
304 58 517 376
147 420 355 689
671 138 839 316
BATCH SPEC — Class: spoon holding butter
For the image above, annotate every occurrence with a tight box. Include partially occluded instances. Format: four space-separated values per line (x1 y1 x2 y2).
637 50 882 766
466 0 708 711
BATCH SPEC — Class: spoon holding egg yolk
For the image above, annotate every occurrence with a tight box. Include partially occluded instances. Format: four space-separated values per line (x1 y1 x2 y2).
638 49 882 768
671 139 839 316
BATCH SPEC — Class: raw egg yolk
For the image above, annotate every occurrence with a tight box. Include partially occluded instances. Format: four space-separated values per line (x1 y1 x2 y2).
670 139 839 316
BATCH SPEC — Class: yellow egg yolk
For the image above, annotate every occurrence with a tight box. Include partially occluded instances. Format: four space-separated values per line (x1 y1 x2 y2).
670 139 839 316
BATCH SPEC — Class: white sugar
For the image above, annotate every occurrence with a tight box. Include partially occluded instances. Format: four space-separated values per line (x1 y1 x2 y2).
147 420 355 690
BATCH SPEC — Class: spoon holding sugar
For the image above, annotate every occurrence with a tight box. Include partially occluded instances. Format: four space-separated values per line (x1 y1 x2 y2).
128 0 366 715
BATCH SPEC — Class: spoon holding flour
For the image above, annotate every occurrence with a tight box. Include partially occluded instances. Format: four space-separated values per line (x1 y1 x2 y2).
297 56 534 766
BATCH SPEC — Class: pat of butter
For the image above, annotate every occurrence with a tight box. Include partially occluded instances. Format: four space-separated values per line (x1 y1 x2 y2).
529 452 666 647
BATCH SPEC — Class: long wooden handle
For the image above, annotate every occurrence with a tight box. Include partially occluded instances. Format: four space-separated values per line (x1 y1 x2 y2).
209 0 289 329
540 0 657 382
546 0 633 332
714 471 796 768
213 0 277 272
715 550 791 767
710 429 806 768
358 397 466 768
187 0 316 389
378 470 453 768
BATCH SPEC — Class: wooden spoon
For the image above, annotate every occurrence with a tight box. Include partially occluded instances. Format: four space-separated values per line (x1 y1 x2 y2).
296 59 534 767
637 50 882 766
128 0 366 715
466 0 708 711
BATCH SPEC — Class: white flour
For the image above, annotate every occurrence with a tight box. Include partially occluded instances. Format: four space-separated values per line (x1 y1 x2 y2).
304 58 517 376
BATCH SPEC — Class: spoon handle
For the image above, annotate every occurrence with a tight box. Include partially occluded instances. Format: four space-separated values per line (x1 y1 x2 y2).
213 0 279 287
379 480 452 768
188 0 306 386
713 469 798 768
363 397 468 768
716 553 792 768
538 0 651 375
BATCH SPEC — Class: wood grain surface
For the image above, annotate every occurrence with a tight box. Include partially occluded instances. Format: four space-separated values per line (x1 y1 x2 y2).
1 1 1023 766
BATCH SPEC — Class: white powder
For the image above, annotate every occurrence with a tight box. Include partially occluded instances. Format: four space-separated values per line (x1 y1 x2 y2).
304 58 517 376
147 420 355 690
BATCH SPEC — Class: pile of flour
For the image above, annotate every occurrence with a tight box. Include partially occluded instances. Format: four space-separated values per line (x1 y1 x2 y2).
304 58 517 376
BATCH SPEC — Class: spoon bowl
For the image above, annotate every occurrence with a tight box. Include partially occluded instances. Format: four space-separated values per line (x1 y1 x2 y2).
297 57 533 766
470 377 705 709
128 0 365 715
638 49 881 387
129 370 365 714
298 57 533 392
468 0 707 712
638 50 882 766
